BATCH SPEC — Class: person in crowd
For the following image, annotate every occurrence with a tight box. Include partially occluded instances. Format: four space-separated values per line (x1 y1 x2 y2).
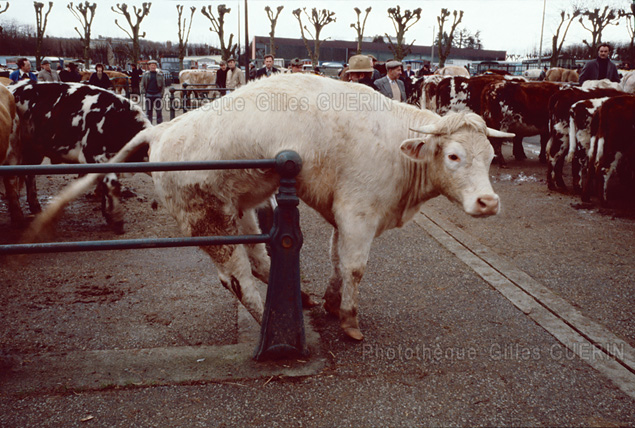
344 55 377 90
256 54 280 79
226 57 245 90
88 63 113 90
538 66 548 81
216 60 228 96
37 59 61 82
140 59 165 124
128 63 143 95
374 60 406 102
288 58 303 74
367 54 383 81
579 43 621 85
248 62 257 80
9 58 36 83
404 64 415 78
59 62 81 83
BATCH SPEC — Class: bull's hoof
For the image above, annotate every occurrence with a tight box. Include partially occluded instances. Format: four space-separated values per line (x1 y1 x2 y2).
301 291 319 308
343 327 364 341
514 153 527 161
111 221 125 235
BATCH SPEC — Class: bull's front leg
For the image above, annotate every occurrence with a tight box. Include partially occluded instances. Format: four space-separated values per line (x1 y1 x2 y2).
3 176 24 224
512 135 527 161
538 131 549 163
100 173 125 234
333 216 378 341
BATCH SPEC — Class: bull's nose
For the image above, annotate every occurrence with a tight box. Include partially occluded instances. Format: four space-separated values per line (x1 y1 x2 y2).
475 194 500 215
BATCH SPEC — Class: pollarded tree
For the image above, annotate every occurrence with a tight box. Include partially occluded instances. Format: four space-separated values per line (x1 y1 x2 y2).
385 6 421 61
292 8 336 70
68 2 97 69
549 8 581 68
112 2 152 65
201 4 237 61
176 5 195 71
34 1 53 69
579 6 622 58
265 5 284 57
351 6 372 55
0 2 9 34
437 8 463 68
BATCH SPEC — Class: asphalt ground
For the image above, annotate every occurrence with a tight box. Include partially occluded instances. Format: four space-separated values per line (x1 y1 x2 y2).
1 140 634 427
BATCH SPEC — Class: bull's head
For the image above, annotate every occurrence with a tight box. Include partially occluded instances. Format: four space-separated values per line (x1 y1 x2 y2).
401 112 514 217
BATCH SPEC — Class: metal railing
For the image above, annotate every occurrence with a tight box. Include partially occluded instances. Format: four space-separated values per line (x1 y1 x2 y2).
168 84 235 120
0 150 306 361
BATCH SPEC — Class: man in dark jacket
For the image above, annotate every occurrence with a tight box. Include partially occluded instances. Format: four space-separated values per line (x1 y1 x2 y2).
88 64 113 90
59 62 81 83
255 54 279 79
216 60 228 96
579 43 621 85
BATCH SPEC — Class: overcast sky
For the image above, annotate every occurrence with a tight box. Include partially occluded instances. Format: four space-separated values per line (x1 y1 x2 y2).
0 0 631 56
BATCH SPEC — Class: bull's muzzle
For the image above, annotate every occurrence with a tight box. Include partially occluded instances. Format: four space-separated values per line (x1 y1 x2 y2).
472 194 500 216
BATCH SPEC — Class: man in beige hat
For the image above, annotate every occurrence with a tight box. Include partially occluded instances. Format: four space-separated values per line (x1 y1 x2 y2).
374 60 406 102
226 57 245 90
343 55 377 89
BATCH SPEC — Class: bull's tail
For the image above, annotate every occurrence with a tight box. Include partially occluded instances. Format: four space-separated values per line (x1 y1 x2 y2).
566 115 577 163
22 128 154 243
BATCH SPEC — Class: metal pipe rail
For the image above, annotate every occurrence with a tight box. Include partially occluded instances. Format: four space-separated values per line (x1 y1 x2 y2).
0 151 306 361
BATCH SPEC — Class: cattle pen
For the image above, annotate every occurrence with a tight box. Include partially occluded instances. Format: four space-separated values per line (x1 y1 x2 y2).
0 150 306 362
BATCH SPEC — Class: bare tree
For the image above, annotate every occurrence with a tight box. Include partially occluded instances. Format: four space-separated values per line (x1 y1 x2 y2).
549 8 581 67
68 2 96 69
437 8 464 68
201 4 237 61
112 2 152 65
292 8 336 70
626 6 635 60
384 6 421 61
34 2 53 69
0 2 9 34
265 5 284 57
176 5 195 71
351 6 372 55
579 6 622 58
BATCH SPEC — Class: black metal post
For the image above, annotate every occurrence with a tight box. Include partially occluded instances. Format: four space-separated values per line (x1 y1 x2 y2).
182 82 189 113
254 150 307 361
169 87 176 120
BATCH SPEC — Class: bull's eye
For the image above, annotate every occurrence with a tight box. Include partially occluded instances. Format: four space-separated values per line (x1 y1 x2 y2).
448 154 460 162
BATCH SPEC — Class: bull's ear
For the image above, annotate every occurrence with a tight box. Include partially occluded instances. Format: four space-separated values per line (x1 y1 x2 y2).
400 138 429 160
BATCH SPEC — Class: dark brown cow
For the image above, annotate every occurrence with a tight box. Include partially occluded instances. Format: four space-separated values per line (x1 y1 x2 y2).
546 86 623 190
435 74 503 116
482 80 563 164
582 94 635 203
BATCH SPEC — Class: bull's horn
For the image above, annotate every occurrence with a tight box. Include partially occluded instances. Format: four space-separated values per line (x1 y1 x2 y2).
486 128 515 138
410 124 439 135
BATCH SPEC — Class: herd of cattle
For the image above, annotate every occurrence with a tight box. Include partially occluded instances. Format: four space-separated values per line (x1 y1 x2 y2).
416 66 635 203
0 69 633 339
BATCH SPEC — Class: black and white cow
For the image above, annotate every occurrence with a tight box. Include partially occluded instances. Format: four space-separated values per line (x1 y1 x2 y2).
9 80 151 232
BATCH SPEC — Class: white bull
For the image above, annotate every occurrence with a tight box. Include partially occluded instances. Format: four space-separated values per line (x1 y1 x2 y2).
179 69 217 99
28 74 512 341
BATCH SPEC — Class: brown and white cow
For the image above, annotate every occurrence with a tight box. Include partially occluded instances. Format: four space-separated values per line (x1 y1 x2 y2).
27 74 513 341
546 86 623 190
0 84 21 222
545 67 579 83
482 80 563 164
435 74 504 116
420 74 447 111
582 94 635 203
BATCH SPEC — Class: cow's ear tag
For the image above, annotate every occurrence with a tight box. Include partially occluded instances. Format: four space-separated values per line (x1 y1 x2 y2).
400 138 429 160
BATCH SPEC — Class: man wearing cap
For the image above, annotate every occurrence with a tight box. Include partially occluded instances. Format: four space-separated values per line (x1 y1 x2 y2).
344 55 377 90
374 60 406 102
37 59 61 82
256 54 280 79
226 57 245 90
141 59 166 124
9 58 37 83
288 58 303 74
59 62 81 83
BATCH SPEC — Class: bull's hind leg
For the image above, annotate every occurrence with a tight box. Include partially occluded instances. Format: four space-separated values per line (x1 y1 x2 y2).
25 175 42 214
324 228 343 317
189 201 264 324
99 173 125 234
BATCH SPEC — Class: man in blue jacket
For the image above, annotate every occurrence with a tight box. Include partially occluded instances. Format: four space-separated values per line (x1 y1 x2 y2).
9 58 37 83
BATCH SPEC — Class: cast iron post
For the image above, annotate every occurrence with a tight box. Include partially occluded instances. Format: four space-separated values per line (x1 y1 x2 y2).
254 150 307 361
169 87 176 120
